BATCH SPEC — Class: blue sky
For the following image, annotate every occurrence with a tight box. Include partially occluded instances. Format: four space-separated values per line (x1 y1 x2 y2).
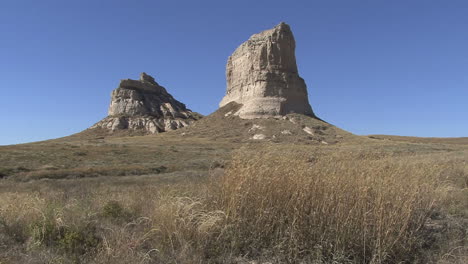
1 0 467 145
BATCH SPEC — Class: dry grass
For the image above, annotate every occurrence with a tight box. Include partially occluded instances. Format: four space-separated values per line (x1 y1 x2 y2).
0 136 234 182
14 165 168 181
0 176 210 263
206 148 453 263
368 135 468 145
0 143 466 263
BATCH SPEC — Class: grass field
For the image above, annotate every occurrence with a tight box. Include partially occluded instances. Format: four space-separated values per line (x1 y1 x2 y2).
0 121 467 263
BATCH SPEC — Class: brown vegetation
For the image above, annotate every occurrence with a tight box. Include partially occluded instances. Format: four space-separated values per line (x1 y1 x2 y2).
0 141 466 263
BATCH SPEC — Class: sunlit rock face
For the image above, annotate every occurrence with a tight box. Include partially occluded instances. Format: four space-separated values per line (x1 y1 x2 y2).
219 22 315 119
91 72 201 133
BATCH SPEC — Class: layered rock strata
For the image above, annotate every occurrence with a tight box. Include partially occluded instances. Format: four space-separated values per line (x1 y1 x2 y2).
91 72 200 133
219 22 315 119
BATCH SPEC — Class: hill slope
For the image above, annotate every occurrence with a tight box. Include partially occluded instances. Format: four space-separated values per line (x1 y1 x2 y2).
368 134 468 145
172 102 356 144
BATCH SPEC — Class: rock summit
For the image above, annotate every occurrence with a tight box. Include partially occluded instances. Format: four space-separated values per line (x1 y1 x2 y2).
219 22 315 119
91 72 200 133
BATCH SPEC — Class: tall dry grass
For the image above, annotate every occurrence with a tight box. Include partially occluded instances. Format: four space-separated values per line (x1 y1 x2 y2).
209 149 446 263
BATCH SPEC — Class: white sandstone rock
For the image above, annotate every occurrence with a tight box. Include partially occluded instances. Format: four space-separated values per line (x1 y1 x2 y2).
91 72 200 134
252 134 266 140
219 22 315 119
303 126 314 135
248 124 264 132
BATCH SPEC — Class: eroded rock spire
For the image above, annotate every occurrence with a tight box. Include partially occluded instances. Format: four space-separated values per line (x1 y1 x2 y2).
219 22 315 119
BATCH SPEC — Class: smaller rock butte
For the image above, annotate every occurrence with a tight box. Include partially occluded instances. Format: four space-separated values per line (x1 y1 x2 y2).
219 22 315 119
91 72 200 133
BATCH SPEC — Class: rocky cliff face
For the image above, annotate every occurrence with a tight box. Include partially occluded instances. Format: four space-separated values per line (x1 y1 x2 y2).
91 73 201 133
219 22 315 119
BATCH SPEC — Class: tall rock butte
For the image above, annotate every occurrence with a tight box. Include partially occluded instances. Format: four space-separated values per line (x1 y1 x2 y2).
91 72 201 133
219 22 315 119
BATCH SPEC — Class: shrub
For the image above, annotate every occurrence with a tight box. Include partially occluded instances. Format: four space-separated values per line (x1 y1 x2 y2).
0 166 29 178
73 151 88 156
0 168 12 178
29 205 100 256
102 200 132 220
18 165 169 181
58 226 100 255
0 217 28 243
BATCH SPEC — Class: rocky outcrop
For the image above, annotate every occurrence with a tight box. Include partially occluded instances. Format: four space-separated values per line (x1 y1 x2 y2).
91 72 201 133
219 22 315 119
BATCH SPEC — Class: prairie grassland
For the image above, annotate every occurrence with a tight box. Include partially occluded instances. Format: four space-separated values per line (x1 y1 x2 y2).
0 142 467 263
214 148 467 263
0 135 234 182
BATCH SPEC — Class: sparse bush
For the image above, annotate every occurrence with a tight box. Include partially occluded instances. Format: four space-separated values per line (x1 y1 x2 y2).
58 225 100 255
150 165 167 174
209 160 225 169
29 214 57 247
16 165 170 181
73 151 88 156
102 201 125 219
0 166 29 178
102 200 133 221
28 203 101 257
0 168 12 178
0 217 28 243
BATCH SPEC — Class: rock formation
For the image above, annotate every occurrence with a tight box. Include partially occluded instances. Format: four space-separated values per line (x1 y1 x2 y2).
91 72 201 133
219 22 315 119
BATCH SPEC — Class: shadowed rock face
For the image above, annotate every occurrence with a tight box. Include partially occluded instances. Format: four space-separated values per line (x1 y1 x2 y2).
219 22 315 119
91 73 201 133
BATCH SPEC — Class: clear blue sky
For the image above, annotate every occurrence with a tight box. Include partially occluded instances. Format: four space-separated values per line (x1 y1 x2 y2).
1 0 467 145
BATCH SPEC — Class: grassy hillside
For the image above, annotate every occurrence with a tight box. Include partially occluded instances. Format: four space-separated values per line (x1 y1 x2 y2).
0 113 466 263
368 135 468 145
